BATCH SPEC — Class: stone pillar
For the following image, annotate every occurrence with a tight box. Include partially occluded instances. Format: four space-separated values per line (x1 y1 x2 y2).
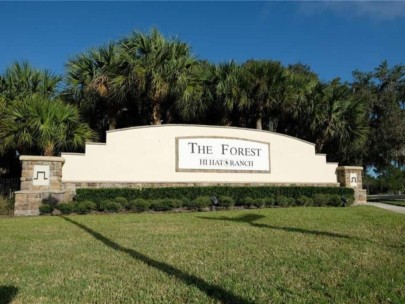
14 156 68 216
336 166 367 204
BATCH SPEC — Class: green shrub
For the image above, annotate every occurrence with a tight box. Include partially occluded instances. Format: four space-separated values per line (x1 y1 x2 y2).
296 196 314 206
128 199 150 212
262 197 275 207
0 197 7 215
41 195 59 207
276 195 295 207
313 194 330 206
149 199 163 211
0 196 14 215
328 195 342 207
287 197 296 206
103 201 122 213
151 199 182 211
189 196 211 209
74 201 96 214
150 199 172 211
276 196 289 207
239 197 254 207
114 197 129 209
97 200 123 212
56 202 73 214
219 196 235 208
253 198 266 208
39 204 53 215
98 200 112 211
238 197 265 208
346 196 355 206
167 199 182 209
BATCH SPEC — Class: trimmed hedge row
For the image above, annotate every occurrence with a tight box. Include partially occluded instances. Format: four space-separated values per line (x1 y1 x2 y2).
39 192 351 215
75 186 354 205
38 186 354 215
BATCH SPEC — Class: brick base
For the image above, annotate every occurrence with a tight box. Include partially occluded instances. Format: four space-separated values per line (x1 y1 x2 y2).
14 190 72 216
354 189 367 204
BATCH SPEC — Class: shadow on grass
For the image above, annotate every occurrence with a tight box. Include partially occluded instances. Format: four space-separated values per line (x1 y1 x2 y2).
197 213 355 240
0 285 18 304
61 216 253 304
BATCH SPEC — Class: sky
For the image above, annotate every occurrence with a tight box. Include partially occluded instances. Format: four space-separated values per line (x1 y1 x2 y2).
0 1 404 82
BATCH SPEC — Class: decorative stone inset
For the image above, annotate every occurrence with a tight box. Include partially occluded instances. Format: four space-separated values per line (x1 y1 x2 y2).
349 173 358 187
33 165 50 186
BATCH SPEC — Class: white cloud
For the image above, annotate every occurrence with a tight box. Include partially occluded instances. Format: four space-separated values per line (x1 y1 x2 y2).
298 1 405 21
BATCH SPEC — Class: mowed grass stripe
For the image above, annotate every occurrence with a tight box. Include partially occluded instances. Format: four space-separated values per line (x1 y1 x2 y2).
0 206 404 303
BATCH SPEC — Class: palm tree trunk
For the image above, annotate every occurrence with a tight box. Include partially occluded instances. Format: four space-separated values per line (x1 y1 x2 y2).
316 117 333 152
315 138 324 153
152 102 162 125
43 142 55 156
268 117 277 131
108 117 117 130
224 117 233 126
316 125 330 152
256 116 262 130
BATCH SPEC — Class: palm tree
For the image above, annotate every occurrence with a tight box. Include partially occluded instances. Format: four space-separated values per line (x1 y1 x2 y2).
279 64 320 138
0 96 95 156
0 61 61 102
0 61 93 163
0 98 34 155
66 43 124 130
119 28 203 125
241 60 285 130
311 80 368 154
211 61 247 126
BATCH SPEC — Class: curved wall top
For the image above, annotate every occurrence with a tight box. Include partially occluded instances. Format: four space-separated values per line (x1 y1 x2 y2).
61 125 339 185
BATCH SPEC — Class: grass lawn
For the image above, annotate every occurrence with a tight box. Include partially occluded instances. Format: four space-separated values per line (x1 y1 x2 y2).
0 206 404 303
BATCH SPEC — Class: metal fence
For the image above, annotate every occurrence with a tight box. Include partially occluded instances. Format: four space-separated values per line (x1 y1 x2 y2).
0 178 20 198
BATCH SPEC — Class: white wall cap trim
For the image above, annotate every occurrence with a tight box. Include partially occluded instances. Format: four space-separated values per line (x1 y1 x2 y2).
20 156 65 163
61 153 85 156
105 124 317 147
336 166 364 170
84 142 106 146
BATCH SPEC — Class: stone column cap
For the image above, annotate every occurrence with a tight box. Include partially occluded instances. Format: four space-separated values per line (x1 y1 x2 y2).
20 155 65 163
336 166 363 171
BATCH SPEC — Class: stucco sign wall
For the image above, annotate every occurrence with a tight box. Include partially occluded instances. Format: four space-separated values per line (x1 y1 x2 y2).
176 137 270 173
15 126 368 216
61 125 339 186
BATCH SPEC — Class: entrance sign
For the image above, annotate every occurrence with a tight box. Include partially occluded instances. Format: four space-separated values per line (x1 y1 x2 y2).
60 125 339 185
15 126 369 216
176 137 270 173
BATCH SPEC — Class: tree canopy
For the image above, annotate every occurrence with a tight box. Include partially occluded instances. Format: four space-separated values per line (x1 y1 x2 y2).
0 28 404 191
0 62 94 160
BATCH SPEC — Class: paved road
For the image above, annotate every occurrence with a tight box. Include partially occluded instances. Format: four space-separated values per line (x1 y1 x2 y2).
367 202 405 215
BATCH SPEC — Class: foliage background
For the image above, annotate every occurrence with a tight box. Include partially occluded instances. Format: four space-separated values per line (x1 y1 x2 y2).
0 29 403 192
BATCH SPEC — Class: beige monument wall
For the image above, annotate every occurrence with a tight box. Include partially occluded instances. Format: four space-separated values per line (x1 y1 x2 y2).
15 125 369 215
62 125 339 186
